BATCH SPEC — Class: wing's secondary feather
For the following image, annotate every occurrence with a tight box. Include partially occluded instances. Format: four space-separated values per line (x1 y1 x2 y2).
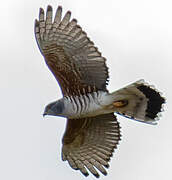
62 113 121 177
35 5 109 96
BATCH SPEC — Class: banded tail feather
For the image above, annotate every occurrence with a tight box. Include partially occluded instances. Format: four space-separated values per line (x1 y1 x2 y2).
111 80 165 124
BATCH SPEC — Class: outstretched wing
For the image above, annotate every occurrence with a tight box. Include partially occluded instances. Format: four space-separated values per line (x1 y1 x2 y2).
35 5 109 96
62 113 121 177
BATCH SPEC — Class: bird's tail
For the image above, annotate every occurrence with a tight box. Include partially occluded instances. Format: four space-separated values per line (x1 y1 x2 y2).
110 80 165 124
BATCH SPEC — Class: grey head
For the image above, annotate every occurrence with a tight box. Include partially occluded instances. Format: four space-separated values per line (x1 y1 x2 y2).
43 100 64 117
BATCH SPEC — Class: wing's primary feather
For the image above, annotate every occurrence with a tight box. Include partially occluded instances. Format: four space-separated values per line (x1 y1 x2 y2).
62 113 121 177
35 5 109 96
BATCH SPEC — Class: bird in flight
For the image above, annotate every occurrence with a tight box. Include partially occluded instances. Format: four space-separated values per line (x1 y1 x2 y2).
35 5 165 178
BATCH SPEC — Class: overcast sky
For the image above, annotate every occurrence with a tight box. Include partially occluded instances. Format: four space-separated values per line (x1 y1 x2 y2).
1 0 172 179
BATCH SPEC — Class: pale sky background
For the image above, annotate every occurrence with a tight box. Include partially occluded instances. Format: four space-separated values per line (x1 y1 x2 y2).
1 0 172 179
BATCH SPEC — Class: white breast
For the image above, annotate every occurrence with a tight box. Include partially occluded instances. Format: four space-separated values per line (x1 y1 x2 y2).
62 91 114 119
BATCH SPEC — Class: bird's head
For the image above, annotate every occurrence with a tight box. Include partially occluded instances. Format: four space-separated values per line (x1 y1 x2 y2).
43 100 64 117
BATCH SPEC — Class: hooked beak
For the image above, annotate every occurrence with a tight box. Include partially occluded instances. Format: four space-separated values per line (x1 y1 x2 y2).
43 109 56 117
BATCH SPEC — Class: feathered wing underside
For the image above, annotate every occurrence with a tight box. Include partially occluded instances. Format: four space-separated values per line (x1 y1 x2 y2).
35 5 109 96
62 113 121 178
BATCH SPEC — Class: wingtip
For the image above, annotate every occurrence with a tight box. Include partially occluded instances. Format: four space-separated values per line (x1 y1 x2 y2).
57 5 63 12
101 170 108 176
34 19 39 26
72 18 77 23
39 7 44 14
34 19 40 36
93 173 100 178
47 5 52 12
82 171 89 177
104 164 109 168
66 10 72 15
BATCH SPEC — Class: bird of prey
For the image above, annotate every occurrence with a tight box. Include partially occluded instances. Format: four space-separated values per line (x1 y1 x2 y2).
35 5 165 178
